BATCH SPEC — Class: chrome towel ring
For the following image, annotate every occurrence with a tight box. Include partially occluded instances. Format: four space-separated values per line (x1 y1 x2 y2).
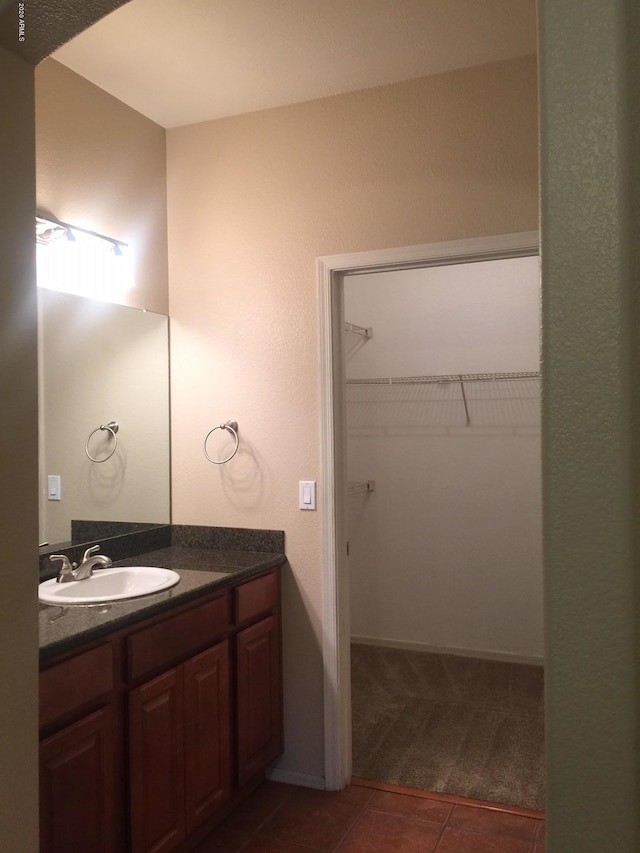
204 420 239 464
85 421 119 463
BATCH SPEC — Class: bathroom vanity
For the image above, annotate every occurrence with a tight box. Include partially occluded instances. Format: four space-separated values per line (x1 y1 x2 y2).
38 531 285 853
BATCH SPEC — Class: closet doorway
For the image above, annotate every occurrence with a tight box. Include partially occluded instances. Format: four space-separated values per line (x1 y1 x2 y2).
318 232 541 803
344 256 543 809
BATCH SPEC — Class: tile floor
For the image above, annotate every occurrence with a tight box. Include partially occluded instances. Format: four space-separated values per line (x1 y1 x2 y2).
192 778 545 852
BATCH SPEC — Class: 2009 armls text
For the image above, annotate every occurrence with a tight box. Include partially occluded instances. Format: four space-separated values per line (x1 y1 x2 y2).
18 3 25 41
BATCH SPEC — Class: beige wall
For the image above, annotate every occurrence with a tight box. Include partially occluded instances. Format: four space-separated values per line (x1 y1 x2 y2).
167 55 539 781
35 58 169 314
30 48 539 787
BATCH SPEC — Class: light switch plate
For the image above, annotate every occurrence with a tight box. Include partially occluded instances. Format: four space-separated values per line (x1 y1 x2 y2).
48 474 61 501
299 480 316 510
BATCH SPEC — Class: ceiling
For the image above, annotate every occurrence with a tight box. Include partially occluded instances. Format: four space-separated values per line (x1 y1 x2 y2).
52 0 537 129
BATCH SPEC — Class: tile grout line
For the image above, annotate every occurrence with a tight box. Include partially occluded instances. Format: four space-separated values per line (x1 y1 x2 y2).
233 785 298 852
430 811 450 853
353 778 542 850
332 788 377 852
351 777 545 820
255 787 297 832
441 798 539 850
227 779 544 852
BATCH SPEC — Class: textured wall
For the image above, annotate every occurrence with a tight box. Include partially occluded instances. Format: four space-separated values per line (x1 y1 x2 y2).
540 1 640 850
167 56 539 782
0 0 128 63
35 59 169 314
0 48 40 853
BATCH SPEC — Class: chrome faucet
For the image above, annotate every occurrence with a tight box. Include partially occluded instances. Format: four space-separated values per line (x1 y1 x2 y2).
75 545 112 579
50 545 113 583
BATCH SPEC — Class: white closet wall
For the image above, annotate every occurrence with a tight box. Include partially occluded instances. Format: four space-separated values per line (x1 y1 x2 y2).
345 256 543 662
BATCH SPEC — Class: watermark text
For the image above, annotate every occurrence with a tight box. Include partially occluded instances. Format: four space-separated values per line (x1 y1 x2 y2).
18 2 25 42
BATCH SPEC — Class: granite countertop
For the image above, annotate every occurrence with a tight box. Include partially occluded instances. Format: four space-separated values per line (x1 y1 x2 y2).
39 546 285 662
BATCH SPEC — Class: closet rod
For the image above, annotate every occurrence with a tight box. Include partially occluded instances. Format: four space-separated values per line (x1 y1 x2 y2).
346 370 540 386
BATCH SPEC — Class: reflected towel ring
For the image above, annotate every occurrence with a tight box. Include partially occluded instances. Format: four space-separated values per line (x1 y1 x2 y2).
85 421 119 463
204 420 239 464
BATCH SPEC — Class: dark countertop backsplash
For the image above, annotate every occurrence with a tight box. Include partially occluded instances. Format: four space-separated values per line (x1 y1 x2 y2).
39 523 284 580
38 524 286 661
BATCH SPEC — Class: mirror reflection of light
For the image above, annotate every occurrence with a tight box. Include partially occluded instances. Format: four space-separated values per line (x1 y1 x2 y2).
36 226 135 303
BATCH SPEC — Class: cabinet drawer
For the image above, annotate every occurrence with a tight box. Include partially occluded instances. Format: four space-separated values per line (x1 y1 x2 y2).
40 644 114 729
235 571 278 625
128 593 231 682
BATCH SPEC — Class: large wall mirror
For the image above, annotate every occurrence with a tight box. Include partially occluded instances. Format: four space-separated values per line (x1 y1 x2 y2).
38 288 170 549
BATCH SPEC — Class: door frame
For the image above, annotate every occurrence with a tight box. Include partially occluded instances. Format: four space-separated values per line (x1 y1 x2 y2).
317 230 540 790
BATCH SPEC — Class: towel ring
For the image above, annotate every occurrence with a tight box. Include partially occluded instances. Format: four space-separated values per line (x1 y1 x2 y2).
85 421 119 463
204 420 239 464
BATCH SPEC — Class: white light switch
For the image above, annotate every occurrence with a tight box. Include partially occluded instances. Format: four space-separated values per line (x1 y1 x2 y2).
299 480 316 510
48 475 61 501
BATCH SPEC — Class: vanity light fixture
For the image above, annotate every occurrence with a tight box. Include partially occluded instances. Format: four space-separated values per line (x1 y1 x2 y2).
36 213 135 302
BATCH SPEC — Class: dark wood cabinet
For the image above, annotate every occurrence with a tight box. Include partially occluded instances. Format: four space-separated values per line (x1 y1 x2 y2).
40 706 119 853
129 667 186 853
39 566 282 853
184 642 232 834
236 616 282 785
129 640 232 853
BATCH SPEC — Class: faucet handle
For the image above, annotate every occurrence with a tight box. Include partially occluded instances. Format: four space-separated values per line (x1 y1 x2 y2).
50 554 73 570
50 554 75 583
82 545 101 562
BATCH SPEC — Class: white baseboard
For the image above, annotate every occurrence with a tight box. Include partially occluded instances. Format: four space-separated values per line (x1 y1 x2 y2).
266 767 327 790
350 634 544 666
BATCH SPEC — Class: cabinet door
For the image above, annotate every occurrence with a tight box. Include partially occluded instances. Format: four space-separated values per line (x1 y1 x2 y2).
184 640 232 833
129 668 185 853
236 615 283 785
40 706 119 853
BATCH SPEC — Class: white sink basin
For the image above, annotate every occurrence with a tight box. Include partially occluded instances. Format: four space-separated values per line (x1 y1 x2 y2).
39 566 180 605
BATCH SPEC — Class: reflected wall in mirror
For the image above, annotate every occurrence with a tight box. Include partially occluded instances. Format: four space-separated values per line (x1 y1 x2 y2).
38 289 170 548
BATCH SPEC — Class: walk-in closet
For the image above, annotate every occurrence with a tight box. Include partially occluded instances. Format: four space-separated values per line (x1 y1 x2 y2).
344 255 544 809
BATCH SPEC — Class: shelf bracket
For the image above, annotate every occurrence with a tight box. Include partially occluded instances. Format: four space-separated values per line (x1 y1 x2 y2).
459 377 471 426
344 322 373 339
348 480 376 496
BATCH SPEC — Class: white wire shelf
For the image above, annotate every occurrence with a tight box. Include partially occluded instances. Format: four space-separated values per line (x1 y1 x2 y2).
346 371 539 385
346 372 540 428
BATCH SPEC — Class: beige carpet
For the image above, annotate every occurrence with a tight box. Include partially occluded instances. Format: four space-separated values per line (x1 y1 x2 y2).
350 643 545 811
